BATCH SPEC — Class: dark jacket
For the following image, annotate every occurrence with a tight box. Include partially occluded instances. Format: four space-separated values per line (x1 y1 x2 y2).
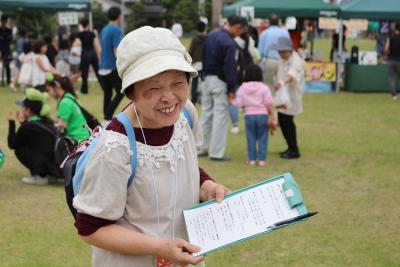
189 34 205 63
8 118 55 158
388 33 400 61
203 28 238 93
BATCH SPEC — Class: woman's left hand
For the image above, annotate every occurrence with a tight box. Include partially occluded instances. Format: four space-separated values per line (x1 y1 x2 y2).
200 180 230 203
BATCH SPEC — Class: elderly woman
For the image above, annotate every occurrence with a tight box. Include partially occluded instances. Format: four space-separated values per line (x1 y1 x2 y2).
72 26 229 267
273 36 305 159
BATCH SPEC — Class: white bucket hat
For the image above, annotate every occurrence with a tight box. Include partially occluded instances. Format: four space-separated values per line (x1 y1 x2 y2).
116 26 198 93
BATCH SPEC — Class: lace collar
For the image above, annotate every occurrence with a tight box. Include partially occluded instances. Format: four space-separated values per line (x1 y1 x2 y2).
136 115 189 173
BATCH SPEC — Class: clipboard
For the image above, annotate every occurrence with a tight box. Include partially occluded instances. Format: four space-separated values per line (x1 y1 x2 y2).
183 173 317 257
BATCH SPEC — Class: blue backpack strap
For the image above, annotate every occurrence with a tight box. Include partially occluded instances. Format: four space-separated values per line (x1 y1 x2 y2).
115 112 137 187
73 137 100 196
182 106 193 129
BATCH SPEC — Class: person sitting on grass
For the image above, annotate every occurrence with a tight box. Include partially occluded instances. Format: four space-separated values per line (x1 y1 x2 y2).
45 75 90 143
6 88 62 185
72 26 229 267
232 64 277 167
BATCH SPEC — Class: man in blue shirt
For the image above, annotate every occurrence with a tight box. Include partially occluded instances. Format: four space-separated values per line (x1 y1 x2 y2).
99 6 124 121
258 14 290 88
199 15 248 161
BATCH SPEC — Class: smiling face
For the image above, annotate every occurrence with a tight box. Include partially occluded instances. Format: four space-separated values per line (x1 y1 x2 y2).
129 70 189 129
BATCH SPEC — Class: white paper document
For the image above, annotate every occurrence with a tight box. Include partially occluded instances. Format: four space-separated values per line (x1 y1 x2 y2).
183 178 300 256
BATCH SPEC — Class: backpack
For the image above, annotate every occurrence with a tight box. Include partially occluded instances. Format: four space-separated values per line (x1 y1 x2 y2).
62 95 100 130
30 121 77 167
62 107 193 220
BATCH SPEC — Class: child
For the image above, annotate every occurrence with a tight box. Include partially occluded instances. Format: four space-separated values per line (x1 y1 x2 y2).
233 64 277 166
17 41 35 88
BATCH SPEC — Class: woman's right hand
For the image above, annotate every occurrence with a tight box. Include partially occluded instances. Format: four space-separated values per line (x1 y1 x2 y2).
157 238 204 266
16 110 26 123
6 111 14 121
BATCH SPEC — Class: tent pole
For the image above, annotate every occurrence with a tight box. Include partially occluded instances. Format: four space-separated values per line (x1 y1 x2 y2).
336 19 343 93
89 11 93 31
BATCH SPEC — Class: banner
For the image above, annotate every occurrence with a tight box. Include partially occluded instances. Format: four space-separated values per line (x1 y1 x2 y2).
305 62 336 82
58 12 78 26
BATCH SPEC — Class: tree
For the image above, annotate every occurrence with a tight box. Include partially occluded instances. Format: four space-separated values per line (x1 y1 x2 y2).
160 0 212 32
126 2 148 31
91 2 108 32
8 10 56 39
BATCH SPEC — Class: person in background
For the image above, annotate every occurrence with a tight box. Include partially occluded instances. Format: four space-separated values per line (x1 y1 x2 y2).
288 18 304 52
171 20 183 39
376 20 390 59
188 21 206 105
68 32 82 82
230 31 255 135
99 6 124 121
0 15 12 86
384 22 400 101
7 88 62 185
78 17 101 94
55 37 71 77
43 35 58 67
258 14 290 89
200 15 248 161
15 28 27 69
16 41 35 88
31 40 61 90
273 37 305 159
10 28 28 90
233 64 277 167
45 75 90 143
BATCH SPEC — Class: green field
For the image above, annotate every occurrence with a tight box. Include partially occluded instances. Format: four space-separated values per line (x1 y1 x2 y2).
0 38 399 267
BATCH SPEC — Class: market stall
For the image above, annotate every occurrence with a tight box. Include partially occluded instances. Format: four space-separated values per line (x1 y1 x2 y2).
222 0 340 18
0 0 91 12
338 0 400 92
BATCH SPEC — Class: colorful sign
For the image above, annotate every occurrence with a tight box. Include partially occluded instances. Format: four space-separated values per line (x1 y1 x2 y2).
305 62 336 82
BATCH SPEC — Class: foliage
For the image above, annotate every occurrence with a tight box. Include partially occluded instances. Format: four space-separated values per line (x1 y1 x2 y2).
126 2 148 31
160 0 212 32
91 2 108 32
7 10 57 39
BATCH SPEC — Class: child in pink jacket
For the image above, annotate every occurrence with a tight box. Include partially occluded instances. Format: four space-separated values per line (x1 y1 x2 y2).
233 64 277 166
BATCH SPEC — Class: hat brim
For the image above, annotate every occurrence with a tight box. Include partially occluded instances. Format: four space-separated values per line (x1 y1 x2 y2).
15 99 25 106
121 53 198 93
273 44 293 52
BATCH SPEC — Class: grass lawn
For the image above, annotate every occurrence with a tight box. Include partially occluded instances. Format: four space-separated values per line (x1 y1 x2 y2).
0 38 399 267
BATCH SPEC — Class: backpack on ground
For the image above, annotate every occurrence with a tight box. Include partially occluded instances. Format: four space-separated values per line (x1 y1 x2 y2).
62 107 193 220
62 95 100 130
31 121 77 167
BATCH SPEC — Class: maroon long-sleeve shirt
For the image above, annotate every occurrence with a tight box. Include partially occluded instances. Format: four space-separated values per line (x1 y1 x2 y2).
75 118 213 236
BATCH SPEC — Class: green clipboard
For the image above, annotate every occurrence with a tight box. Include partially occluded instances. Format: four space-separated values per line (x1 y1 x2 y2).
183 172 316 257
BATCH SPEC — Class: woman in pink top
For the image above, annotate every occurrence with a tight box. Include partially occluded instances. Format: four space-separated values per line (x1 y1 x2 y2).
233 64 277 166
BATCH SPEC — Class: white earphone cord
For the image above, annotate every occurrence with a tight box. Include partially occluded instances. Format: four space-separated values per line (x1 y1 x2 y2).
133 103 160 227
132 103 178 239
